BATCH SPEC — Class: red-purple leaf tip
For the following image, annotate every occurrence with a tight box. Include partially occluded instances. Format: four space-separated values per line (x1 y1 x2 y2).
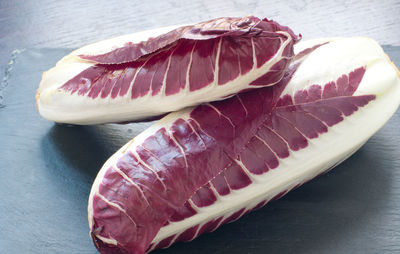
79 16 299 65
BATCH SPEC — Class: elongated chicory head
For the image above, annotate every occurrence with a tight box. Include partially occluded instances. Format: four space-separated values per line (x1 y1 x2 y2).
87 36 400 254
36 16 299 124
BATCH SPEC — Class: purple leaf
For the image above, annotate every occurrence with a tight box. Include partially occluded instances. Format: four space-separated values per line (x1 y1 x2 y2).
60 17 298 100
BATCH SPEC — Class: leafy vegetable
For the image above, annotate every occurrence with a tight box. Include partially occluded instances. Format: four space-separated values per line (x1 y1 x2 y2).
88 37 400 254
37 16 298 124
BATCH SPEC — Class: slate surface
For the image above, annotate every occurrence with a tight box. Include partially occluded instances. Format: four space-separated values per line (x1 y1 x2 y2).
0 47 399 254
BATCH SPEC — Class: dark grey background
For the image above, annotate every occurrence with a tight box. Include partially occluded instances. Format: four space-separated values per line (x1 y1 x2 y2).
1 1 400 253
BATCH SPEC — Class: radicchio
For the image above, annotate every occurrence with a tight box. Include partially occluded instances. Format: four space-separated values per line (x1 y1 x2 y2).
37 16 298 124
88 37 400 254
